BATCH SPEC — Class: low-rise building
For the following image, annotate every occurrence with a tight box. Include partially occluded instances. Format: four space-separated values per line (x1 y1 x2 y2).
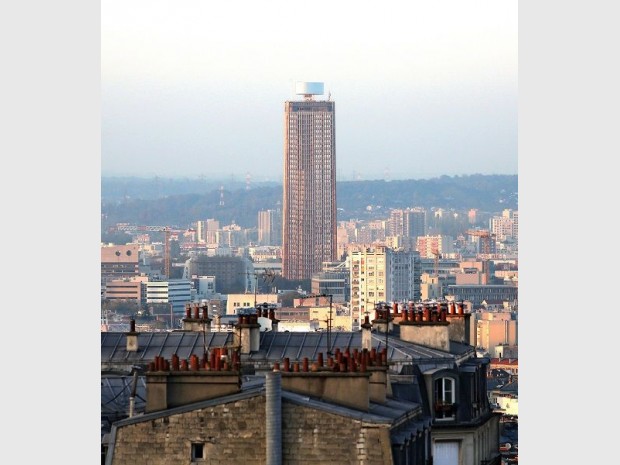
145 279 192 314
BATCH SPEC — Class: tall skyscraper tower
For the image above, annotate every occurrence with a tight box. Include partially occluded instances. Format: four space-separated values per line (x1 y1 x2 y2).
282 82 336 280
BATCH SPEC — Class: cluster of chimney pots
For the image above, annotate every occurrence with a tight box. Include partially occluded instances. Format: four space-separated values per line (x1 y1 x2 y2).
142 300 463 374
273 346 388 374
374 301 464 323
148 347 241 373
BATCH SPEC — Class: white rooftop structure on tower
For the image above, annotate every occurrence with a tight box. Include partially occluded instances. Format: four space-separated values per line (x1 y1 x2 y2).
295 81 324 99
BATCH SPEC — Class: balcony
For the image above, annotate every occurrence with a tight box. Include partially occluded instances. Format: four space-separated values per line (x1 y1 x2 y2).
434 401 457 420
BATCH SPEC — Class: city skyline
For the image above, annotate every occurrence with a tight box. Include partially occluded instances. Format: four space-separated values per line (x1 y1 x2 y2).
102 0 518 181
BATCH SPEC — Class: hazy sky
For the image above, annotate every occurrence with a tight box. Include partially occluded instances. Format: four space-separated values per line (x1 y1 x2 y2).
102 0 517 182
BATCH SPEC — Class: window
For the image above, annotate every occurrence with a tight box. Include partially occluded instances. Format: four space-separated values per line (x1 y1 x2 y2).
433 441 459 465
434 377 456 419
191 443 204 460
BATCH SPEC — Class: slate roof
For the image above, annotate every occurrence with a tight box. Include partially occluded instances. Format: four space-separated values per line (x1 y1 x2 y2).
498 380 518 394
104 375 426 428
102 330 461 371
101 375 147 418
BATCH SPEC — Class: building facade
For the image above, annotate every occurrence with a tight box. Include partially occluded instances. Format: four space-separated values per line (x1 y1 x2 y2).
349 245 421 329
446 285 518 308
310 260 349 303
490 209 518 251
474 311 518 353
387 208 427 240
104 278 145 302
282 82 336 280
184 255 252 294
226 293 279 315
416 235 455 259
101 244 140 284
102 307 502 465
257 209 282 246
145 279 192 314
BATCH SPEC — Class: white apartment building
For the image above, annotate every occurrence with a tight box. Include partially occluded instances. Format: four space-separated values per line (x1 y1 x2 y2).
226 293 279 315
490 209 518 243
145 279 192 314
349 245 420 329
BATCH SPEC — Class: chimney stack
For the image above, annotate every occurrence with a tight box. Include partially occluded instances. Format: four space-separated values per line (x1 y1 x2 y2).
269 305 280 333
126 318 139 352
372 303 393 334
398 302 450 351
445 300 472 345
181 302 213 331
277 358 371 411
234 313 261 354
266 368 282 465
145 350 241 413
361 314 373 351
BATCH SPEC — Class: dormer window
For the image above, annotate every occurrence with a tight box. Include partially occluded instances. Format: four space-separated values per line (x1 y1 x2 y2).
434 377 456 420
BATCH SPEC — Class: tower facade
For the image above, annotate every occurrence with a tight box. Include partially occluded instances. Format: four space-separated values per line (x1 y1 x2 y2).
282 82 336 280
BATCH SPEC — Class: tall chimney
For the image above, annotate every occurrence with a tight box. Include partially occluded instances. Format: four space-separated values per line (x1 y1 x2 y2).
234 314 261 354
445 301 472 345
126 318 139 352
361 314 373 351
128 369 138 417
372 305 393 334
266 369 282 465
269 307 280 333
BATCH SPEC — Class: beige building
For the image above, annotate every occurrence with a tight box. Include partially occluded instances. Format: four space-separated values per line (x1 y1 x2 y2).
226 293 279 315
104 277 147 301
454 260 493 285
309 305 352 331
475 311 518 352
101 244 140 284
420 273 442 301
416 235 454 259
195 219 220 244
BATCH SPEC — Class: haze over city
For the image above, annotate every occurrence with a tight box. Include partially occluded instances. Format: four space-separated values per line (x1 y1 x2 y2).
102 0 518 181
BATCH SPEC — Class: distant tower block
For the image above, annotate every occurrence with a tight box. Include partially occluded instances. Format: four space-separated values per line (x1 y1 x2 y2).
246 172 251 191
219 185 224 206
295 81 324 101
283 81 336 280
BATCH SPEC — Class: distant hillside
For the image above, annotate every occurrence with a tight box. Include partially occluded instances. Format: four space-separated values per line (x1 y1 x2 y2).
101 174 517 231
